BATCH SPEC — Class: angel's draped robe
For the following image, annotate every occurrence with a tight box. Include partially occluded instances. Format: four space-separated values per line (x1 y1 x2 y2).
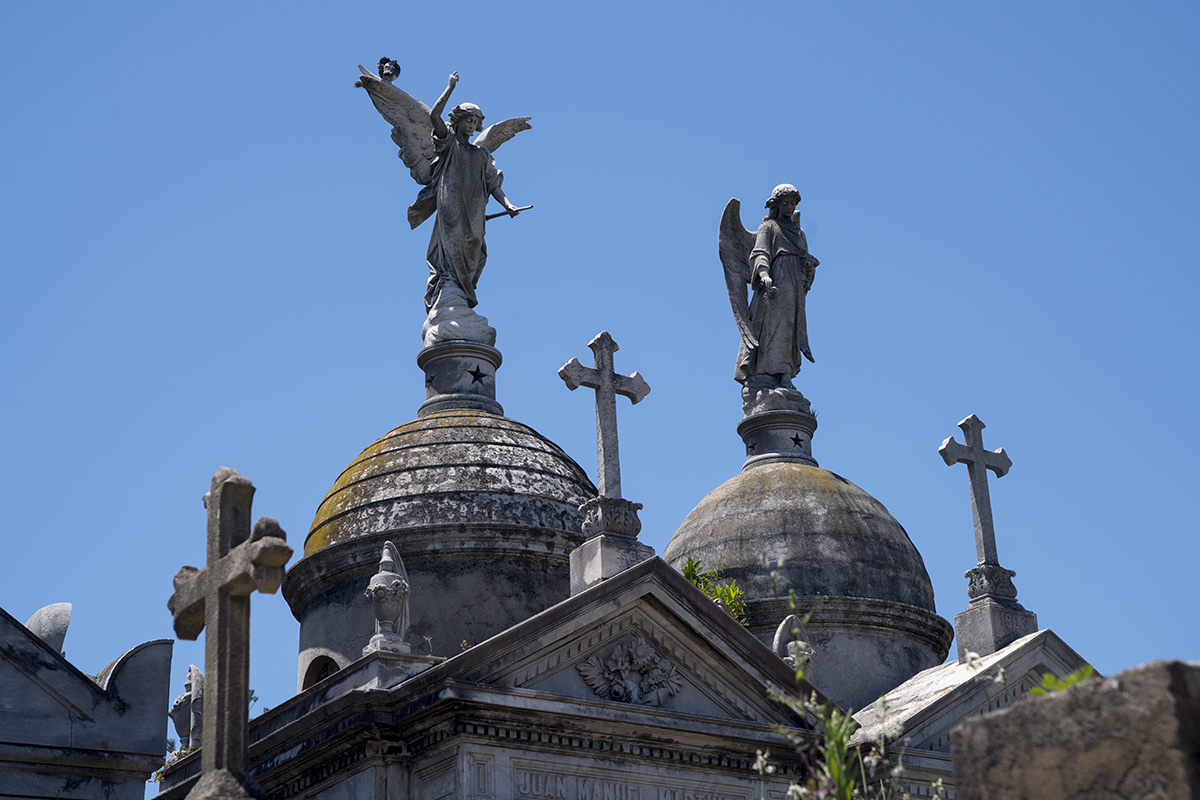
735 217 815 386
408 132 504 310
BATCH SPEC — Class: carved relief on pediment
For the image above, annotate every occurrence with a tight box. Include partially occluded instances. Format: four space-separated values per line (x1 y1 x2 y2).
576 636 683 707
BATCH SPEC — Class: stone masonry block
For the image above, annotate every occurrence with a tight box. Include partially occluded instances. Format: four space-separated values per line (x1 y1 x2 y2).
952 659 1200 800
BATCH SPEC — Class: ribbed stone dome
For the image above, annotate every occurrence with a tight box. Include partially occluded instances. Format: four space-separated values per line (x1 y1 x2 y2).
283 409 595 688
664 462 952 710
304 409 595 557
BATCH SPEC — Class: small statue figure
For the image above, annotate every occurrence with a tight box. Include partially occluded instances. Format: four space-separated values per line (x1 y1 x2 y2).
719 185 820 415
363 541 411 655
355 62 532 345
168 664 204 750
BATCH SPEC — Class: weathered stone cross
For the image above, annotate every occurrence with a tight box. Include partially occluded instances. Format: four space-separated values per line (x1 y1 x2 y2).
168 467 292 799
939 414 1011 566
559 331 650 499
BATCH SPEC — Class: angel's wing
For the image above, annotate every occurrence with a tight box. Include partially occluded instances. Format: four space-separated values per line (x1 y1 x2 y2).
718 198 758 348
576 655 613 698
355 65 436 185
474 116 532 154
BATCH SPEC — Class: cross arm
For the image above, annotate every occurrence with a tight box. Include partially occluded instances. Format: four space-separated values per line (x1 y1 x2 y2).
166 518 292 641
613 371 651 405
168 566 207 640
938 436 1012 476
558 358 598 391
243 517 292 595
938 436 969 467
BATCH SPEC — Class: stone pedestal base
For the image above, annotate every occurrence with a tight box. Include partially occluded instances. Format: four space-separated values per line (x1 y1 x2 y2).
737 409 818 469
570 534 655 596
955 597 1038 661
417 341 503 417
184 767 270 800
367 650 439 685
363 634 412 657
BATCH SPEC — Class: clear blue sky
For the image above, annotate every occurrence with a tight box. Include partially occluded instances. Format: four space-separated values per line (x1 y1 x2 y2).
2 1 1197 752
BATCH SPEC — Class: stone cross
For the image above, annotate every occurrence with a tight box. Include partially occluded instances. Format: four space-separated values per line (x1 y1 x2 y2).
939 414 1012 566
168 467 292 799
559 331 650 499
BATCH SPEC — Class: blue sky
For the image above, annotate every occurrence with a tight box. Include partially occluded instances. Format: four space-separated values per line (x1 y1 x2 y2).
2 1 1197 752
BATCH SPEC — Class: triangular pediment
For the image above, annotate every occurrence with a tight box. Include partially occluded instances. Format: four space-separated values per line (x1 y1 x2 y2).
853 629 1091 754
420 558 820 730
0 607 100 744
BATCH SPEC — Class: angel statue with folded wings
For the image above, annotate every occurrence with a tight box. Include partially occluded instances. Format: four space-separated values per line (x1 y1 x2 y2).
355 59 532 345
719 184 820 415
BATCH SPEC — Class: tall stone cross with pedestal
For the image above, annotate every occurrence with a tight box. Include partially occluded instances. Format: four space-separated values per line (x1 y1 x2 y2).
559 331 654 594
939 415 1036 660
168 467 293 800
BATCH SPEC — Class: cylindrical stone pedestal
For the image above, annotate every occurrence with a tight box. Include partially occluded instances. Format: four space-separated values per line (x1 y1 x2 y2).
737 409 819 469
417 341 503 417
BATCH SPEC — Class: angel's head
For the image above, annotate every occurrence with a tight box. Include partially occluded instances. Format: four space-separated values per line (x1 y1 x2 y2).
764 183 801 219
448 103 485 136
377 58 400 84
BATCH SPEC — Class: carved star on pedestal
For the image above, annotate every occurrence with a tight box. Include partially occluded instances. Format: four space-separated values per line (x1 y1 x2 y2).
468 365 486 384
791 434 804 448
746 440 757 453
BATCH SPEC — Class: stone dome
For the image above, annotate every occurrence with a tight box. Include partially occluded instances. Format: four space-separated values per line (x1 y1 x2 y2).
283 409 595 689
303 409 594 557
664 462 952 711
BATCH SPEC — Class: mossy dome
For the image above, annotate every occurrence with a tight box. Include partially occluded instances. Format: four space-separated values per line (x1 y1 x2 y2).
284 409 595 687
666 463 937 612
303 409 595 557
664 461 952 710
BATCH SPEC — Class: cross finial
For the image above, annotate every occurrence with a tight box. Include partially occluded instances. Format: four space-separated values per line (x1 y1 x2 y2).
939 414 1011 567
167 468 292 799
559 331 650 500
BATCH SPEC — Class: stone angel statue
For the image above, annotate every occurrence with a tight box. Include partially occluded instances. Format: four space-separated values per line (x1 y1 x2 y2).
355 59 532 344
719 184 820 414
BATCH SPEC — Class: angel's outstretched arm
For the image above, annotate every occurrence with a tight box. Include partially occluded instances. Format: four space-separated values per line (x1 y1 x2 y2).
490 185 522 216
430 72 458 138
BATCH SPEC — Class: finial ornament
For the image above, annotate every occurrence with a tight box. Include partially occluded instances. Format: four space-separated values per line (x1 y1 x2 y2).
939 413 1012 592
718 188 820 417
363 541 412 655
940 416 1038 659
561 332 655 594
355 62 532 347
559 332 651 511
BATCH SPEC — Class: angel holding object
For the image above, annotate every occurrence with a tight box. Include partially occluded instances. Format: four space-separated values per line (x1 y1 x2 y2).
355 59 532 345
719 184 820 415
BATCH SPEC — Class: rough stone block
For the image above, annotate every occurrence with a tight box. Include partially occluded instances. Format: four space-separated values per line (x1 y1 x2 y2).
955 597 1038 660
952 659 1200 800
570 534 654 595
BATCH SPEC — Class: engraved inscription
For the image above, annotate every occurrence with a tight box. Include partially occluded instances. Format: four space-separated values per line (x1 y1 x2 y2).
514 768 747 800
516 769 569 799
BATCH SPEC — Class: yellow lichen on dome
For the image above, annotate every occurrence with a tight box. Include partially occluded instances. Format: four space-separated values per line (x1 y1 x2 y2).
304 409 594 556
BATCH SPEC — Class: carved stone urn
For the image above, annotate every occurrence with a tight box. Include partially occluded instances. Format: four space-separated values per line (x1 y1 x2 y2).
363 541 411 655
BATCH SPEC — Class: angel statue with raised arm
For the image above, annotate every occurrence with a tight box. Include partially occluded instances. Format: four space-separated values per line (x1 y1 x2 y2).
355 59 532 345
719 184 820 416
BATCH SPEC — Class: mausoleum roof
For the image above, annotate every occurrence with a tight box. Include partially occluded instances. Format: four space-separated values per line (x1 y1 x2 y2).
304 408 595 556
665 462 938 612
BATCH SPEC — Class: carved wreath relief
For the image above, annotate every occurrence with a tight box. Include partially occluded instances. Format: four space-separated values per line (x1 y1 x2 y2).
577 637 683 707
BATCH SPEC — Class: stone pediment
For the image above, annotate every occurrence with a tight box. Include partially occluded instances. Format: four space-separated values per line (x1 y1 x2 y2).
0 604 173 755
852 629 1091 755
424 557 820 730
